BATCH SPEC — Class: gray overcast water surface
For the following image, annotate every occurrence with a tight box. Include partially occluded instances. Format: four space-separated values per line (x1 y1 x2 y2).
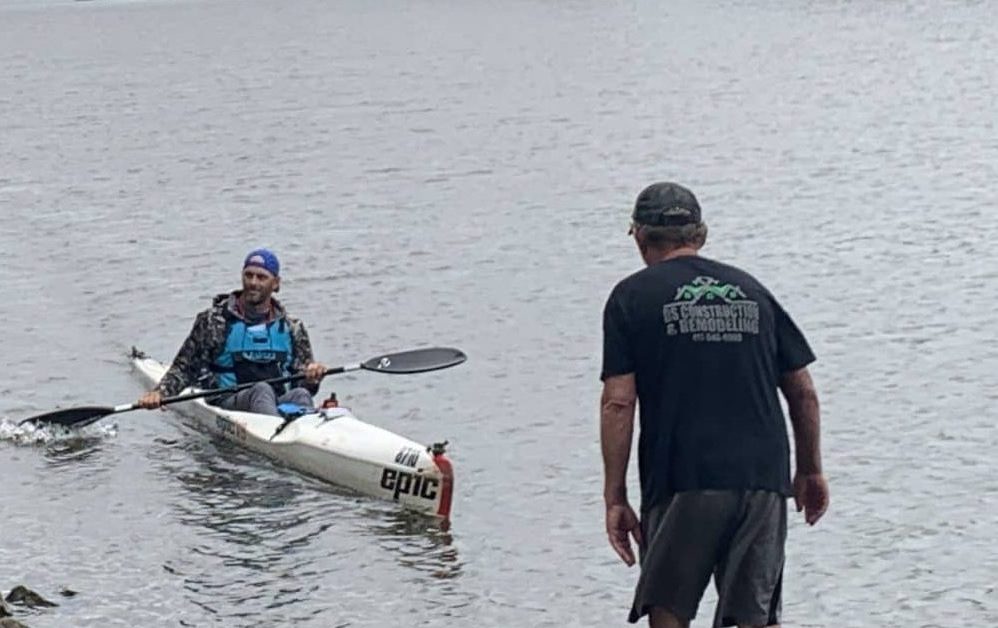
1 0 996 626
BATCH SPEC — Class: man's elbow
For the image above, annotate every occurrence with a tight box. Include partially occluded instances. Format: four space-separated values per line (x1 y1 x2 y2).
601 374 637 416
781 369 820 412
601 395 636 414
793 388 820 416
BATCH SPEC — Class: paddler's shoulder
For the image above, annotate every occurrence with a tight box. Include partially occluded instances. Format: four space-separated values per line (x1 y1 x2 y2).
285 316 306 333
268 298 305 332
203 291 231 313
192 292 239 324
282 313 307 334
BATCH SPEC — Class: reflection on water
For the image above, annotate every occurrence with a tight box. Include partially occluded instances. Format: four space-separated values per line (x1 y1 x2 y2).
42 433 111 468
357 504 462 581
143 421 464 626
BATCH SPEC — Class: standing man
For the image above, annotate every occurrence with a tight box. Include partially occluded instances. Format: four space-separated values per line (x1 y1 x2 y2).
600 182 829 628
137 248 328 416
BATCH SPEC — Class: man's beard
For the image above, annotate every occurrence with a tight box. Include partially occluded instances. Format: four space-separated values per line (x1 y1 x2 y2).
243 289 269 307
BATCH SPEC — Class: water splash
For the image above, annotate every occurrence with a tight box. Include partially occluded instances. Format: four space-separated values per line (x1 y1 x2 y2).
0 417 117 445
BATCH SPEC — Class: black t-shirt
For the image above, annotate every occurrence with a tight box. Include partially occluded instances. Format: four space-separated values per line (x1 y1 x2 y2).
601 255 815 510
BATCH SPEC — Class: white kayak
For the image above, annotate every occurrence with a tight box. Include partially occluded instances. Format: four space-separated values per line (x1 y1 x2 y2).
130 351 454 526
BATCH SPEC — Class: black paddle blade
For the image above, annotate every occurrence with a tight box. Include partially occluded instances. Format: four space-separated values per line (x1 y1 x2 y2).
18 406 116 429
361 347 467 374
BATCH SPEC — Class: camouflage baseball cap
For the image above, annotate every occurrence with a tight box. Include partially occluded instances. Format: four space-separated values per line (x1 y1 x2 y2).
631 182 702 228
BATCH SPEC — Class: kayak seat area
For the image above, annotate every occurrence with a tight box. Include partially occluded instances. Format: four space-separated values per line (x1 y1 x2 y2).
277 403 315 420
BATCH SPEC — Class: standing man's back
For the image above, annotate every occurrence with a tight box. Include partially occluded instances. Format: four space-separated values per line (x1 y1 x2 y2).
599 182 829 628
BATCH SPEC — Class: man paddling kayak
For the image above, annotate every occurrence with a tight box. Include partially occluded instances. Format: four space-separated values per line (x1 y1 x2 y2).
137 248 328 416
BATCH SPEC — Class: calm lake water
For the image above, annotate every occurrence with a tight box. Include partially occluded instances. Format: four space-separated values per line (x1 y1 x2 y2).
1 0 996 626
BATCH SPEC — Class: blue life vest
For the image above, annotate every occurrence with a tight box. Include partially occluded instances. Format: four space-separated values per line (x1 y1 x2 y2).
212 318 294 390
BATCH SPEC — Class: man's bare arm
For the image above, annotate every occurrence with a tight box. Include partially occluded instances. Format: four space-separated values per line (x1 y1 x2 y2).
600 373 643 564
779 367 822 474
601 374 637 505
780 366 829 524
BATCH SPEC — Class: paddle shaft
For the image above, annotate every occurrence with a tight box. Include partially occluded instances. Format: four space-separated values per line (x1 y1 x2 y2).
119 364 360 414
19 346 465 427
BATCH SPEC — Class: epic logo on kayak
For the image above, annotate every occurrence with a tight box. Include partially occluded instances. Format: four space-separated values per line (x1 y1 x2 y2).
380 469 439 501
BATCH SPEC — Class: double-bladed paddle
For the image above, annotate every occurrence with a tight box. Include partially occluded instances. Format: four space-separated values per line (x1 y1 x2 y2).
18 347 467 430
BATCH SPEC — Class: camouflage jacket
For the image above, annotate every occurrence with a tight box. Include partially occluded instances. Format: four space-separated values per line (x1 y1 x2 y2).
156 291 316 397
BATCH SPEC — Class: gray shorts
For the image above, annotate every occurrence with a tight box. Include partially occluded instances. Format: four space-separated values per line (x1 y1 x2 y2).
628 490 786 627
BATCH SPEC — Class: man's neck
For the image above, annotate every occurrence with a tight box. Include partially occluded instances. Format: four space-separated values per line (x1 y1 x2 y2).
644 246 699 266
238 295 273 322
